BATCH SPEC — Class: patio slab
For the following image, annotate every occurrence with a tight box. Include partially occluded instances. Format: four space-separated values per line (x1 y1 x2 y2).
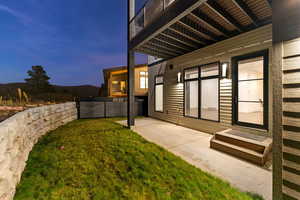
118 118 272 200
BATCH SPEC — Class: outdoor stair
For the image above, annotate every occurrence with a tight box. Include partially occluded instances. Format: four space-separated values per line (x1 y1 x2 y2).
210 129 272 166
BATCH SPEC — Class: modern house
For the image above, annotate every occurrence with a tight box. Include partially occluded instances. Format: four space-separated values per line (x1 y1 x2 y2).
102 64 148 98
127 0 300 199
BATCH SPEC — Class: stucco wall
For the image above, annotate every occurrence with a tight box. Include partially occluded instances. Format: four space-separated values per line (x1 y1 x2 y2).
0 102 77 200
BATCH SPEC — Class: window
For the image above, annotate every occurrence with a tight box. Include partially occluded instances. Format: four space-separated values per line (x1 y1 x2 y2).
184 68 199 118
111 73 127 96
139 71 148 89
184 63 220 121
200 63 220 121
155 76 163 112
232 50 269 129
111 81 127 95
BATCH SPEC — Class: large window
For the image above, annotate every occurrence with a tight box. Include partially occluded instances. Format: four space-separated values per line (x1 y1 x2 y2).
232 50 269 129
184 63 220 121
155 76 163 112
184 68 199 118
139 71 148 89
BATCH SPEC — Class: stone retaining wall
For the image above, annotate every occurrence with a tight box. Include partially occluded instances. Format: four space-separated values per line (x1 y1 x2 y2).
0 102 77 200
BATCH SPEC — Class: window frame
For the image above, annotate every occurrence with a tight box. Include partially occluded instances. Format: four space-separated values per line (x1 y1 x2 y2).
183 67 199 119
183 62 221 122
154 75 164 113
199 62 221 122
232 50 269 130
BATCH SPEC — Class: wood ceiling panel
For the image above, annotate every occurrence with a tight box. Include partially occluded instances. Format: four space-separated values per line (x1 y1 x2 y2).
218 0 252 26
187 13 224 36
199 4 236 32
245 0 272 20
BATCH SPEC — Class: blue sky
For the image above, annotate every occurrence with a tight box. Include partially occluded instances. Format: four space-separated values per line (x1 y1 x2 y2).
0 0 147 86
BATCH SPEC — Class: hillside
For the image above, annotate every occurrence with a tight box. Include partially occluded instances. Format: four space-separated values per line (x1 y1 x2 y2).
0 83 101 98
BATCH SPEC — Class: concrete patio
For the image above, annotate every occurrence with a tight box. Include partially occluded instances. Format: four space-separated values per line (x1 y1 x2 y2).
118 118 272 200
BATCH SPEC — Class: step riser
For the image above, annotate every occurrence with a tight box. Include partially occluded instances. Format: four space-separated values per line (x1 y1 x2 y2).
211 140 264 166
215 134 265 154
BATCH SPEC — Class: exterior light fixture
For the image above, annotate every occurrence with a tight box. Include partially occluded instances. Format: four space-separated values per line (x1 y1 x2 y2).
221 62 229 78
177 72 182 83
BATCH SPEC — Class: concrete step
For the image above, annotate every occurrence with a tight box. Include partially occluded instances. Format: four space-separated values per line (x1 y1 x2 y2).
210 138 265 166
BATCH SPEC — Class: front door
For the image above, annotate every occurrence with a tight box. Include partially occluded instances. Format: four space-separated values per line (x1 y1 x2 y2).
232 50 269 130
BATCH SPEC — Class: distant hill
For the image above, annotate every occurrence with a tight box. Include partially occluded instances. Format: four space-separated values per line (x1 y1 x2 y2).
0 83 101 98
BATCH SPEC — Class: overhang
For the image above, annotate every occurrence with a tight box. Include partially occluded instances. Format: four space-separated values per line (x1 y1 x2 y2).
130 0 272 59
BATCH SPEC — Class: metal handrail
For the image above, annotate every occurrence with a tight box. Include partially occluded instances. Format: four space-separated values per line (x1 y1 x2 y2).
129 0 151 24
129 0 177 38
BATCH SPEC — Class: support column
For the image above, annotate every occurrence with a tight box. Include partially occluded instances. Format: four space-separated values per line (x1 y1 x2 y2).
272 42 283 200
127 0 135 127
127 50 135 127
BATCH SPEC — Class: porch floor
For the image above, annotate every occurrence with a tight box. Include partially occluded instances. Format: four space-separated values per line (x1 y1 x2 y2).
118 118 272 200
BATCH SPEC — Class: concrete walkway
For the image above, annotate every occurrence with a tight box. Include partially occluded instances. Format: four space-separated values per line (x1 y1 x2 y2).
118 118 272 200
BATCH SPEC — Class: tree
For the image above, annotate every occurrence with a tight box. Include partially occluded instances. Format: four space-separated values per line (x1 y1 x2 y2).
25 66 51 93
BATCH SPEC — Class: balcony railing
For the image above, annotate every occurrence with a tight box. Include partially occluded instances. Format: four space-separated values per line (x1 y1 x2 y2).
130 0 176 39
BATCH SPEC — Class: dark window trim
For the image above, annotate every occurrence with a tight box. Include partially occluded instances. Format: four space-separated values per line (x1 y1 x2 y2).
239 78 263 82
154 75 164 113
183 62 221 122
183 66 199 81
232 49 269 130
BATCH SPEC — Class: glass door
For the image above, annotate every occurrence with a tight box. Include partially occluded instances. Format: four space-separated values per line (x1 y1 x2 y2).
232 50 269 129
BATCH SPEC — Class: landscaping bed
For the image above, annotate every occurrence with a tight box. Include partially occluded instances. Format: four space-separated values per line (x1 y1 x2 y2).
15 119 263 200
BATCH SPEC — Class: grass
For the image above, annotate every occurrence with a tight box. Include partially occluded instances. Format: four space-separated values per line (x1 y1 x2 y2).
15 119 263 200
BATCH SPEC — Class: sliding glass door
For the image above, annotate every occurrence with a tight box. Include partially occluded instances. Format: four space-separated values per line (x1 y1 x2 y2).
232 50 269 129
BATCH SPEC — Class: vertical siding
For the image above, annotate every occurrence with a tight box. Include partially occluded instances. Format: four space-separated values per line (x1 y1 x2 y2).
148 25 272 135
282 38 300 200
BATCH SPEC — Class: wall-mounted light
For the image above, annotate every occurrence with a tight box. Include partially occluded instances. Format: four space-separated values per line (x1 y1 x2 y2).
221 62 229 78
177 72 182 83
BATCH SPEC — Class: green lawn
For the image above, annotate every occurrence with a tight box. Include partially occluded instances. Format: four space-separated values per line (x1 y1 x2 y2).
15 119 263 200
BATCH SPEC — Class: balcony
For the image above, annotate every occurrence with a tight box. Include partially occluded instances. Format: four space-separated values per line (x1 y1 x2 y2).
130 0 176 39
129 0 272 59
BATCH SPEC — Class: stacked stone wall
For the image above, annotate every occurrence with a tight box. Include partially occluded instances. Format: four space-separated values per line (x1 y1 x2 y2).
0 103 77 200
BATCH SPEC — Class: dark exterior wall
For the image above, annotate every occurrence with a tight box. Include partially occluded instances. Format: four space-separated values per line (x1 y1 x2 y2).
148 25 272 135
272 1 300 199
273 0 300 43
281 38 300 200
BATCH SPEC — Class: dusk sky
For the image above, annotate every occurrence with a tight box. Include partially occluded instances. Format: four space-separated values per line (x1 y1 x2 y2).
0 0 147 86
